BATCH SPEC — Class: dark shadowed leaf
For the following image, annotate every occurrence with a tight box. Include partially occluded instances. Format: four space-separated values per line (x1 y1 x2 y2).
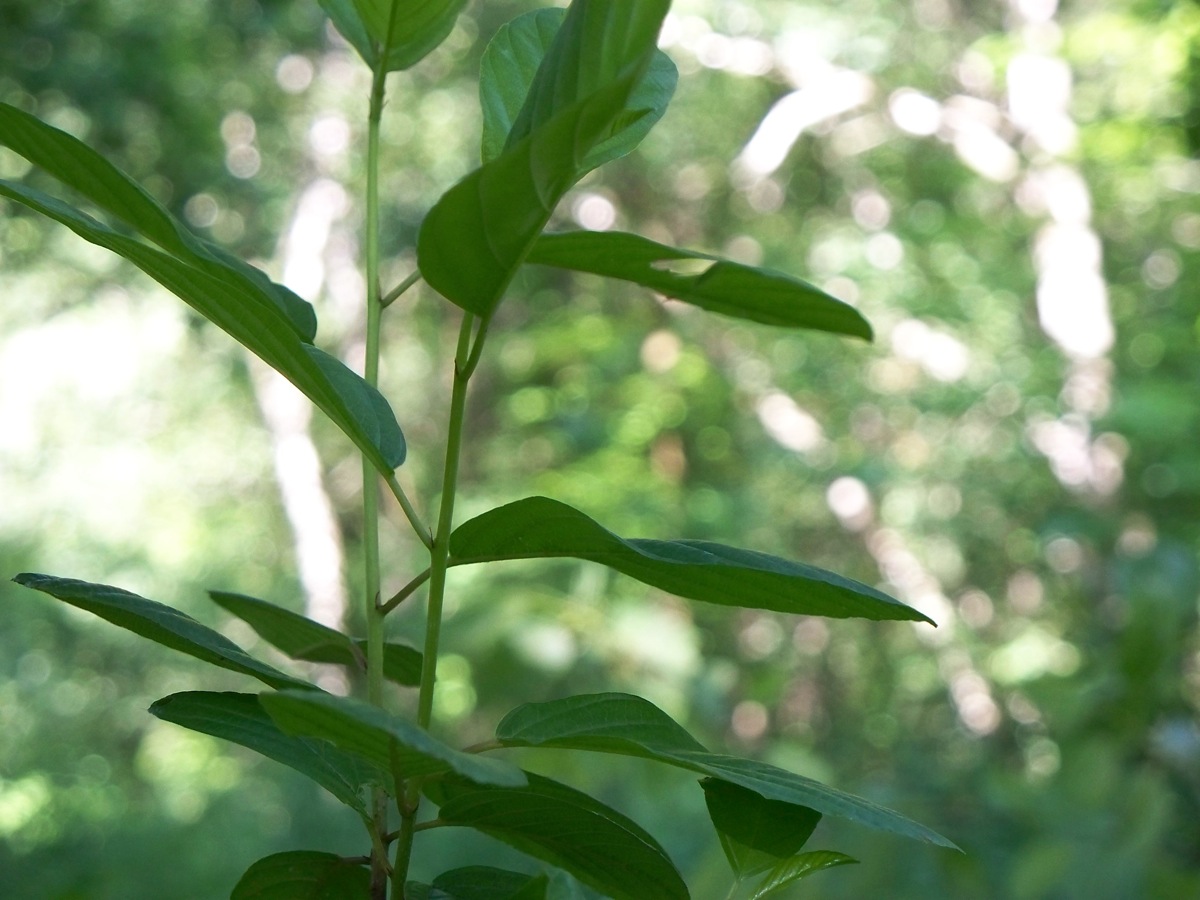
432 866 549 900
527 231 872 338
479 8 677 169
425 773 688 900
231 850 370 900
260 690 525 787
748 851 859 899
209 591 421 685
495 693 958 848
418 0 669 319
450 497 930 623
149 692 384 815
0 105 406 471
13 574 315 691
701 778 821 878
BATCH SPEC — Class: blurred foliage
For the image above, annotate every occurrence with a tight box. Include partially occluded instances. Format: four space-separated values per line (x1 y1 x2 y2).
1 0 1198 898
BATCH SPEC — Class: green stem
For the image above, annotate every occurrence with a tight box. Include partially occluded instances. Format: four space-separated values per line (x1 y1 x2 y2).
386 473 433 549
364 60 389 900
418 314 476 729
390 314 482 896
381 270 422 309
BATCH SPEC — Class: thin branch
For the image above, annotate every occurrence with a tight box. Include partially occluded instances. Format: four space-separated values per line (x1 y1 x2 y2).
385 472 433 549
379 568 431 615
381 270 422 309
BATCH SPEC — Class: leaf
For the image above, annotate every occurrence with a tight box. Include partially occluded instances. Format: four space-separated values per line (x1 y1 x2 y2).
701 779 820 878
209 591 421 686
13 574 315 692
426 773 688 900
149 692 385 815
260 690 526 788
527 231 872 339
361 0 468 71
318 0 467 72
0 102 314 340
231 850 370 900
748 851 859 899
0 105 406 471
495 693 958 849
432 867 549 900
479 9 677 170
418 0 670 319
450 497 930 624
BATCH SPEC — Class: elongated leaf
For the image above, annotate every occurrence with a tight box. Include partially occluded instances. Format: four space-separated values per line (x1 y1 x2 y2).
149 692 384 815
749 851 858 899
13 574 315 692
506 0 669 146
0 104 404 471
231 850 370 900
479 9 677 170
432 867 548 900
0 178 405 471
495 693 958 849
418 0 669 319
426 773 688 900
450 497 929 624
209 592 421 686
528 231 872 338
261 690 525 787
701 779 820 878
0 102 314 341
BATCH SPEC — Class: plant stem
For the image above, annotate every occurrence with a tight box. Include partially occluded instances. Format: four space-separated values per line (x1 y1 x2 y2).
364 59 389 900
418 314 477 729
390 314 482 895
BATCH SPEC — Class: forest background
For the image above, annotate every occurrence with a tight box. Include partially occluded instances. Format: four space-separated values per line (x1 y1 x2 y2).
0 0 1197 897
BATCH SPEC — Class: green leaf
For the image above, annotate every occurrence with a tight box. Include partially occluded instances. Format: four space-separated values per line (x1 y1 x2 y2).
0 178 405 472
319 0 379 67
359 0 468 71
426 773 688 900
432 867 549 900
0 102 315 341
701 779 820 878
479 9 677 169
0 104 406 471
418 0 670 319
748 851 859 899
149 692 385 815
260 690 526 787
450 497 930 624
319 0 467 72
527 231 872 339
13 574 315 692
495 693 958 849
209 591 421 686
231 850 370 900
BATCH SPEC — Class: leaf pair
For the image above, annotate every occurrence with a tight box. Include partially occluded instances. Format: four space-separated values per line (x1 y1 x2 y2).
703 780 857 898
0 103 406 472
419 2 871 342
418 0 674 319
